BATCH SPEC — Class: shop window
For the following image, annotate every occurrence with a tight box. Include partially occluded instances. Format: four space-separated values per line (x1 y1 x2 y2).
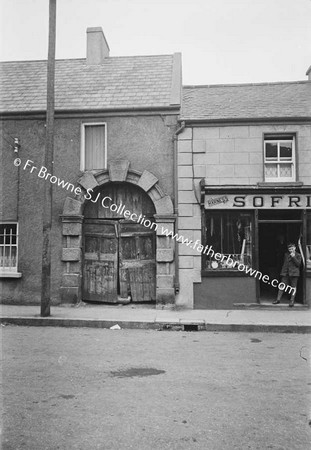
0 223 18 274
204 212 253 270
264 135 295 182
307 213 311 270
81 123 107 171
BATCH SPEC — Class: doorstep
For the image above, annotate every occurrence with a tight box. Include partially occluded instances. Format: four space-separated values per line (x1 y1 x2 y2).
234 302 309 310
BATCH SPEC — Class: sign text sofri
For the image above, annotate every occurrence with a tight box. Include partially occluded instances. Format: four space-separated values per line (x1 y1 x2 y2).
205 193 311 209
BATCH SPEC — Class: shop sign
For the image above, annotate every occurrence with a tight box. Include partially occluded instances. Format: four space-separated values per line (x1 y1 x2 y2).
204 194 311 209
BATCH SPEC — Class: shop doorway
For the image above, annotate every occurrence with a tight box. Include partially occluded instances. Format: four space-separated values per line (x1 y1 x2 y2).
258 211 304 303
82 182 156 304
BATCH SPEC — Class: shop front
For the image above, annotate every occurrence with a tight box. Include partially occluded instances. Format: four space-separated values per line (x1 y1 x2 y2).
194 185 311 309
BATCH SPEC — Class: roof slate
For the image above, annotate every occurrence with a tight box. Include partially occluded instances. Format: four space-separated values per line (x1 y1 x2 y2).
0 55 177 113
182 82 311 121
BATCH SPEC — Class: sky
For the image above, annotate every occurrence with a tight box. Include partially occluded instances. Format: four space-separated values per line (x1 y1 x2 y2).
0 0 311 85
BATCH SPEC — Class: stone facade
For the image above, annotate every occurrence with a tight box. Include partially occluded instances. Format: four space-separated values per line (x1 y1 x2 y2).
176 123 311 308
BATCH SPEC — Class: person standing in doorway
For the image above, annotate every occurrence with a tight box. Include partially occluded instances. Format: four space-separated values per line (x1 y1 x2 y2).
273 243 302 307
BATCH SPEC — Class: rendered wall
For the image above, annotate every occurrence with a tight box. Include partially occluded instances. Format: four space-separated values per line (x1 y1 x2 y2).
0 114 177 304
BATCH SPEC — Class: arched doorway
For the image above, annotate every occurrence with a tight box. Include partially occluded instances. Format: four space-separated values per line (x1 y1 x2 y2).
83 182 157 303
60 161 176 307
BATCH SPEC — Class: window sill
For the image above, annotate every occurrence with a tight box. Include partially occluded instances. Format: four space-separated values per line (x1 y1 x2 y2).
257 182 303 187
0 272 22 278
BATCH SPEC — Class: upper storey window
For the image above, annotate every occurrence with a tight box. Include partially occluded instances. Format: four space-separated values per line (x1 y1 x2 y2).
264 135 295 182
81 123 107 171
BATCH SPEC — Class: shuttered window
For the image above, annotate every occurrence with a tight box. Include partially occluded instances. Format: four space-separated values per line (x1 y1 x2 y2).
82 123 106 170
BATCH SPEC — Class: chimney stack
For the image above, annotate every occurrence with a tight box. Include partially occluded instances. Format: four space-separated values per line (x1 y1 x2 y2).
306 65 311 81
86 27 110 65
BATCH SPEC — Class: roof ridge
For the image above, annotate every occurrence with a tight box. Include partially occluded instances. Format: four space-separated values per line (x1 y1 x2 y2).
0 58 82 64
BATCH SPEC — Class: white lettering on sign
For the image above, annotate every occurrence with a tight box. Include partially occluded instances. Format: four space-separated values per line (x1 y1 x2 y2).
204 194 311 209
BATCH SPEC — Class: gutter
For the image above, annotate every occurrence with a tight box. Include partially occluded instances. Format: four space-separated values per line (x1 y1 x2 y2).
0 105 181 120
178 117 311 126
173 120 186 293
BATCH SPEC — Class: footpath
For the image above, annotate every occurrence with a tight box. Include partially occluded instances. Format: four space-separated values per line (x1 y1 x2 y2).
1 303 311 333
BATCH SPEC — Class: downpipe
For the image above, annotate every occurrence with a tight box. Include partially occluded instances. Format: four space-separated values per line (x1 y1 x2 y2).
173 120 186 294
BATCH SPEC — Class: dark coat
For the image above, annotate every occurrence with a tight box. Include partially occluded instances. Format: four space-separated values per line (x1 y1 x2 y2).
280 251 302 277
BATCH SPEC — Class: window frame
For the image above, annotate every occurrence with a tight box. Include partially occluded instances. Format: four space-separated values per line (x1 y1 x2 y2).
202 210 254 274
0 222 21 278
307 212 311 271
80 122 107 171
263 134 296 183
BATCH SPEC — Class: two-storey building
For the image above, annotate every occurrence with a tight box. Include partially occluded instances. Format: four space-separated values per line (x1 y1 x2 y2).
176 76 311 309
0 27 182 307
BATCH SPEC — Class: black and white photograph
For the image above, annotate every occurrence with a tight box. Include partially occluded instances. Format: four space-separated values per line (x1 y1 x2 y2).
0 0 311 448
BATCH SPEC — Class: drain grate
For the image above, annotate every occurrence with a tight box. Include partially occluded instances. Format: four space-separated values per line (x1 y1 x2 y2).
183 324 199 332
110 367 165 378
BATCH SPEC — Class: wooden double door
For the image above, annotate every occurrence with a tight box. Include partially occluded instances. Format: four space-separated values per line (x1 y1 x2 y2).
83 219 156 303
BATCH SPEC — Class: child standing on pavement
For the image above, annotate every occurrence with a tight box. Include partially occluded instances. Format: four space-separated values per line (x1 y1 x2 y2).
273 243 302 307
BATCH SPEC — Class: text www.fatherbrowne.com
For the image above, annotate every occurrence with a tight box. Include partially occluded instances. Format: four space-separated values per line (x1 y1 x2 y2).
160 229 295 295
18 158 296 295
94 191 295 295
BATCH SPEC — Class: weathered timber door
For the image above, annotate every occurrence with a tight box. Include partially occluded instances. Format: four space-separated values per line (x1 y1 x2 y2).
83 220 118 303
83 182 156 303
119 221 156 302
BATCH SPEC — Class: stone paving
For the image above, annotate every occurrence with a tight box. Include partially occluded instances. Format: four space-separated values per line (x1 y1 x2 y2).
1 303 311 332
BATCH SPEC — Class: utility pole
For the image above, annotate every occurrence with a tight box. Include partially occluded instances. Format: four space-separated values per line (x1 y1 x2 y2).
41 0 57 317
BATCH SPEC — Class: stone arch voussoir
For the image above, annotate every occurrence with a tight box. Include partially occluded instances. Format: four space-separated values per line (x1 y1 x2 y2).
60 160 175 307
63 159 174 216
